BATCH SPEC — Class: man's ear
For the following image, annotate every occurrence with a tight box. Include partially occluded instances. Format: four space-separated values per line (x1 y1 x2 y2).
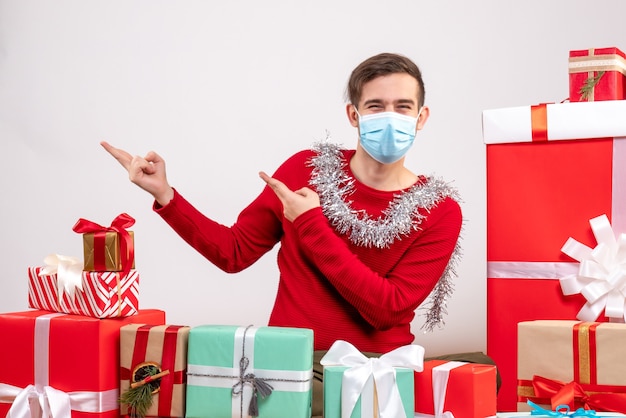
346 104 359 128
416 106 430 131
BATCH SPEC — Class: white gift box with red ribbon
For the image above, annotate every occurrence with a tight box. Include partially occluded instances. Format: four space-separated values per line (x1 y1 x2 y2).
482 100 626 145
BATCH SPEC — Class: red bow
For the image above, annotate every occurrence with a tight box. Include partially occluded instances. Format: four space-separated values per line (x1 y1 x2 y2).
72 213 135 280
532 375 626 413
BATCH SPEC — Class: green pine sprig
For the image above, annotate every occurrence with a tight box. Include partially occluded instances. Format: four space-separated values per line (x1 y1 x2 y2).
119 364 169 418
119 382 155 418
578 71 605 101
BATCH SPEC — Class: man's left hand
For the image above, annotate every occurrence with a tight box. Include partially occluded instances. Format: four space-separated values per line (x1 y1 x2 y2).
259 171 320 222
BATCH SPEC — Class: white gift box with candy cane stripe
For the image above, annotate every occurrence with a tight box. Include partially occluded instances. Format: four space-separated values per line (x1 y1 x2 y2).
28 265 139 318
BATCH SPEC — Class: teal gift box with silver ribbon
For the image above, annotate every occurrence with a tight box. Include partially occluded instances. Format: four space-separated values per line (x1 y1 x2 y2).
186 325 314 418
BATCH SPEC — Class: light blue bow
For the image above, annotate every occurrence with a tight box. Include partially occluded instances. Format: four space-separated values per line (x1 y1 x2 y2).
528 400 597 417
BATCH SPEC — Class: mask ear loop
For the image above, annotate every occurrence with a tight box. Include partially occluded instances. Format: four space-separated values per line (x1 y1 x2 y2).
415 106 425 131
352 104 361 121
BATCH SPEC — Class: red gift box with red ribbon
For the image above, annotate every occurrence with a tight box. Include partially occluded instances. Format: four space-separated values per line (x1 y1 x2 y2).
0 309 165 418
119 324 190 418
517 320 626 413
569 47 626 102
73 213 136 275
482 101 626 411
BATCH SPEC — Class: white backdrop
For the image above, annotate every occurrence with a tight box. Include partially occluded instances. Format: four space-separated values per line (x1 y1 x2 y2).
1 0 625 356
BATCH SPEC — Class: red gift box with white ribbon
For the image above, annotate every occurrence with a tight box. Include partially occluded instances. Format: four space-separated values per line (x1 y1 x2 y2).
0 309 165 418
482 100 626 411
414 360 497 418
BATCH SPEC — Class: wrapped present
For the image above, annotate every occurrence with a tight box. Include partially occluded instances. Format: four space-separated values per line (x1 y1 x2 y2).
414 360 497 418
28 260 139 318
482 101 626 144
569 47 626 102
186 325 313 418
72 213 136 273
0 309 166 418
517 320 626 413
119 324 190 418
482 100 626 411
320 340 422 418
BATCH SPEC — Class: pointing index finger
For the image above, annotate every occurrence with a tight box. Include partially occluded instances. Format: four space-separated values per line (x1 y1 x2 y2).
100 141 133 170
259 171 290 198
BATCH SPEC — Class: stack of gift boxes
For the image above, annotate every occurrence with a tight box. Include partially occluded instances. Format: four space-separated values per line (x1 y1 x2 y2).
484 46 626 414
0 212 499 417
0 213 167 418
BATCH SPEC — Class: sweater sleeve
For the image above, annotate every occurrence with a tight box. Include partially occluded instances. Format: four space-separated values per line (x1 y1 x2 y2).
292 197 462 330
154 186 284 273
153 150 313 273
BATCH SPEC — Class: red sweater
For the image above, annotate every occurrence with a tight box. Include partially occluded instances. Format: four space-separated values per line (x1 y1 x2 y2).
155 148 462 353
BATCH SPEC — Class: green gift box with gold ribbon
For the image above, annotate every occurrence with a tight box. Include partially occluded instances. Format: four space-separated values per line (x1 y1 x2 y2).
186 325 314 418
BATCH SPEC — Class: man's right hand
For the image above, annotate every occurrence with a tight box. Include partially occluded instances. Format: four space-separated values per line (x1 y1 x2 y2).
100 141 174 206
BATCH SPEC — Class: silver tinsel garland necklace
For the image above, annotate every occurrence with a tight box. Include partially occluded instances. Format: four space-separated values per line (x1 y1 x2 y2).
308 141 463 332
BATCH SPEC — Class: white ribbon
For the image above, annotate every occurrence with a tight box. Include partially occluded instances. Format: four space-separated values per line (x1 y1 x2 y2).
0 313 119 418
414 361 466 418
320 340 424 418
2 384 70 418
0 383 119 418
559 214 626 322
39 254 84 299
487 261 579 279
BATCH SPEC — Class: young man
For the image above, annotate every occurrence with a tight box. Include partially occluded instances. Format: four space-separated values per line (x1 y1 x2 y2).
103 53 487 415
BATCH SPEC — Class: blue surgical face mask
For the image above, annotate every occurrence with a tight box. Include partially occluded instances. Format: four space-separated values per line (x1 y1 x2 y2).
356 107 422 164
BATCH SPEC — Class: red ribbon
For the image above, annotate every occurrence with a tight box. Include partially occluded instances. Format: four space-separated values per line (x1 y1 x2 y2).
531 103 548 142
72 213 135 281
532 375 626 413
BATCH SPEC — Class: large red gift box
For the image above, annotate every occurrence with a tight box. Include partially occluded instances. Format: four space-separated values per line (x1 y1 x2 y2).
0 309 166 418
483 100 626 411
569 47 626 102
413 360 497 418
28 266 140 318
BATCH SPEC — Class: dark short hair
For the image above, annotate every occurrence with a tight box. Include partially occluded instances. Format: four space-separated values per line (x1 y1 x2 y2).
346 52 425 108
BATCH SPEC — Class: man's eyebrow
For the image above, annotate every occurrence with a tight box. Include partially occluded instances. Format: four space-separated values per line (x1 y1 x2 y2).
362 98 416 106
363 99 384 106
